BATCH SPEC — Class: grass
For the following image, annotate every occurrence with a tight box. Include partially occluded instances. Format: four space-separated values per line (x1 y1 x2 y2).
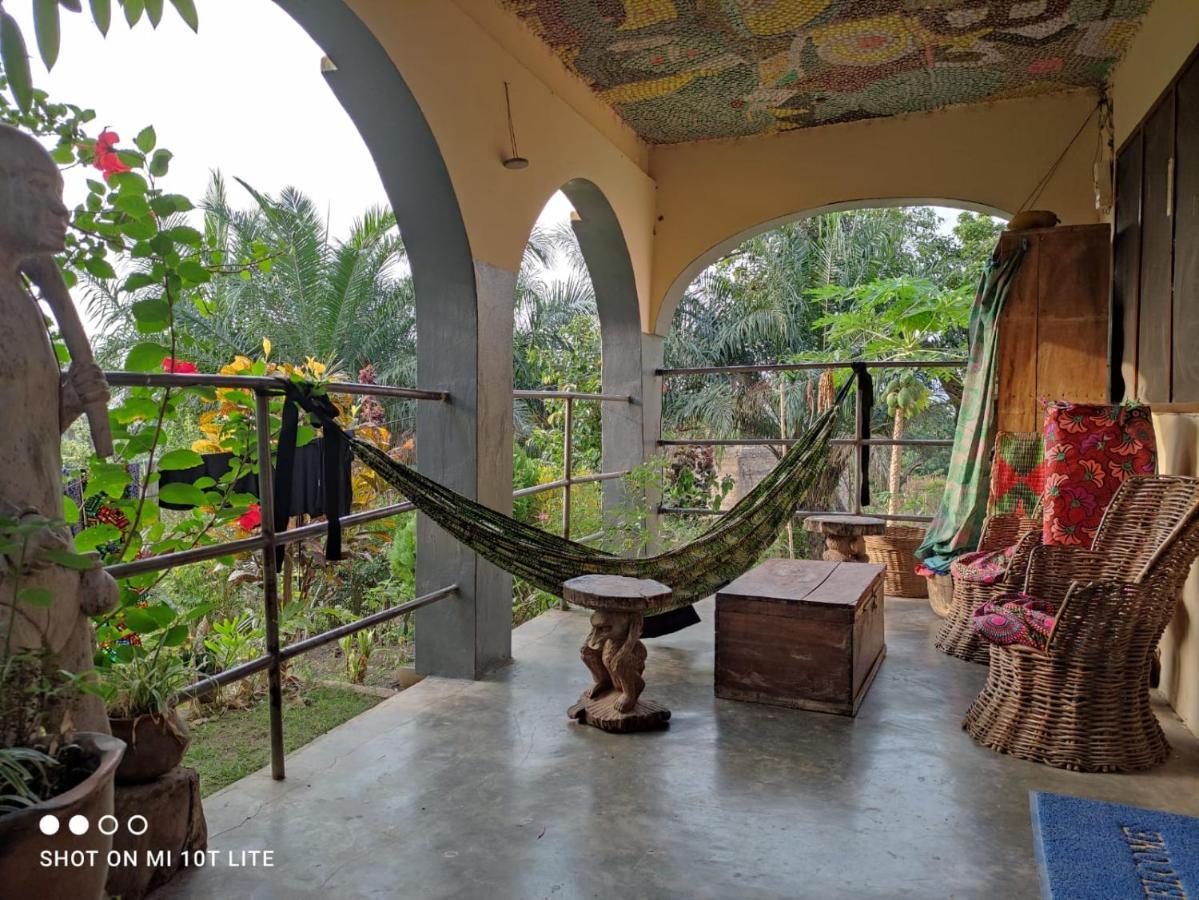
183 685 383 797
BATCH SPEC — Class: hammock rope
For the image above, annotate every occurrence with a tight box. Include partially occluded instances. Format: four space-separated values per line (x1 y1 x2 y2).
276 379 849 609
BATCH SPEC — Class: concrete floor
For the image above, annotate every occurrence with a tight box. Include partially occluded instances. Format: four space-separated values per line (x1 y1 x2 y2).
158 596 1199 900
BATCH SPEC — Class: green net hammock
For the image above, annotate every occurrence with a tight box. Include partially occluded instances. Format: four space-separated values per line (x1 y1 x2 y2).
281 380 847 610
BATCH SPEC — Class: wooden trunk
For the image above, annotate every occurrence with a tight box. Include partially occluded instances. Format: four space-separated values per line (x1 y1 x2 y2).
995 224 1111 433
714 559 885 717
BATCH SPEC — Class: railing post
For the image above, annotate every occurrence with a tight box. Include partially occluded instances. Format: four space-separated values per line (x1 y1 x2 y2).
560 396 573 611
254 391 285 781
851 363 870 515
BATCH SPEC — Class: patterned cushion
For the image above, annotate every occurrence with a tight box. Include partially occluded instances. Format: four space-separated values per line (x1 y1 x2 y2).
987 431 1045 517
1042 402 1156 548
950 545 1017 585
972 593 1058 650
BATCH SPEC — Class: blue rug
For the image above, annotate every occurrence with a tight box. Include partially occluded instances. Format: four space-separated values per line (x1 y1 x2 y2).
1031 791 1199 899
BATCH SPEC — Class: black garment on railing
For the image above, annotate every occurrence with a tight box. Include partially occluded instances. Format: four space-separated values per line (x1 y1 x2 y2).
157 442 352 524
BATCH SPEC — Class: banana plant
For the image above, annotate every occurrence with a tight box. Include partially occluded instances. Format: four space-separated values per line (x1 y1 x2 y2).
0 0 197 112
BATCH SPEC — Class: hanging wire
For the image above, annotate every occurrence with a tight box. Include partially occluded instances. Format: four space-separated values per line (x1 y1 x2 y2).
1018 100 1101 212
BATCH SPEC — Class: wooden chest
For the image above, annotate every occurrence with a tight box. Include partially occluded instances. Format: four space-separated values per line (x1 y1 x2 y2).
715 559 886 717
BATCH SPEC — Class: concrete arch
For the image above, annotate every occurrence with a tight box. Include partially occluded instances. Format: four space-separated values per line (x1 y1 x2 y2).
653 196 1012 336
274 0 509 678
555 179 658 511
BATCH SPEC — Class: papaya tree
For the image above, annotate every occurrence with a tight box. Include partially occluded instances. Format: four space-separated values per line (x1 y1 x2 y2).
808 276 971 515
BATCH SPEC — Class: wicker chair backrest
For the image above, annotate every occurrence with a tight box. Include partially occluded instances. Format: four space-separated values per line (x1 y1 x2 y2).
1091 475 1199 584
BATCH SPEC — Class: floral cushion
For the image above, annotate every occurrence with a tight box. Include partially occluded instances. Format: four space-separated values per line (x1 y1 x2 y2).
1042 402 1156 548
950 545 1017 585
972 593 1058 650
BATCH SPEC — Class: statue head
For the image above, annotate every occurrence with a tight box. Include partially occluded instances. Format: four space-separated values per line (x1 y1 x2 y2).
586 610 631 650
0 124 69 261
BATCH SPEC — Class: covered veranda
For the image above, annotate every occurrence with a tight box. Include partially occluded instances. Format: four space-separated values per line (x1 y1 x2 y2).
112 0 1199 896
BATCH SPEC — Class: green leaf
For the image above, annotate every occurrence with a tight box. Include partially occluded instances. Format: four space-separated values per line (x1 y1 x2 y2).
33 0 61 70
149 148 172 177
131 297 169 328
168 0 197 31
1 13 34 112
83 255 117 279
50 144 74 164
157 448 202 470
166 225 202 246
109 171 148 195
44 547 97 570
145 601 176 628
113 396 159 422
121 607 159 634
62 494 80 523
163 623 190 646
89 0 112 35
85 461 131 498
115 193 152 218
124 272 157 292
157 483 204 507
177 259 211 284
74 523 121 552
134 125 156 153
58 0 84 12
18 587 53 608
125 341 170 372
120 218 157 241
123 0 144 27
144 0 163 26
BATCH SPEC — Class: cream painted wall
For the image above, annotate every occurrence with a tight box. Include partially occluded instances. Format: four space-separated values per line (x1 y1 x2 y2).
1110 0 1199 147
648 90 1102 332
346 0 659 328
1108 0 1199 735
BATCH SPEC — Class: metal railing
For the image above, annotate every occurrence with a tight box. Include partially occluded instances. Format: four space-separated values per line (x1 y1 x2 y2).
655 359 965 524
97 374 633 779
101 371 456 782
512 389 633 540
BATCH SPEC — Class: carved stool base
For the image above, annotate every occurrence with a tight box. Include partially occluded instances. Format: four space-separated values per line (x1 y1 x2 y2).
568 690 671 733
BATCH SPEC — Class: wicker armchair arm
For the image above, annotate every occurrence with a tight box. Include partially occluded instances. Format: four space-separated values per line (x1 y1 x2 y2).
1043 578 1140 658
996 528 1042 588
1021 545 1110 599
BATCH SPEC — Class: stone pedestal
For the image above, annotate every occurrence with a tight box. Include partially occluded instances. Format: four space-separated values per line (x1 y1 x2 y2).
106 766 207 900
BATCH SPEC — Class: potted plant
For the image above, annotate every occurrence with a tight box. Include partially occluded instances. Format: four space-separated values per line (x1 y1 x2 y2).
101 615 194 785
0 516 125 899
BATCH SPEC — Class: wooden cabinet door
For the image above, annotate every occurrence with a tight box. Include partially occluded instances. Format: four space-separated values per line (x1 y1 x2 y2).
1174 58 1199 400
1138 97 1176 402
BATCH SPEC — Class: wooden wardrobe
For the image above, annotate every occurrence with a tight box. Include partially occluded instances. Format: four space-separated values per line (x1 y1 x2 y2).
994 224 1112 434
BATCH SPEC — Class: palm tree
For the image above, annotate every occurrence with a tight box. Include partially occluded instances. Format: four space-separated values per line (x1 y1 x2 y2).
176 175 417 393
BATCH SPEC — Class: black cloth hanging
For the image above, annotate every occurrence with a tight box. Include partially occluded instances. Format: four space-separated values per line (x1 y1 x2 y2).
157 443 351 520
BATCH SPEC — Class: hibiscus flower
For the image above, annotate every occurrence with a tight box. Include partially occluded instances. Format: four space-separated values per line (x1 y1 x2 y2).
1078 458 1105 487
1049 519 1084 546
1060 413 1089 433
93 129 132 180
1044 472 1069 496
1109 458 1135 483
162 357 199 374
237 503 262 532
1059 483 1098 524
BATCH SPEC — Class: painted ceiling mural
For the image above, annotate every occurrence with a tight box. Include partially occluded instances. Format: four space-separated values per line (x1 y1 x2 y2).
496 0 1152 143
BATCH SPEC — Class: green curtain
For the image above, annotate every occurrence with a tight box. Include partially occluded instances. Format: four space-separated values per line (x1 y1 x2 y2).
917 242 1027 569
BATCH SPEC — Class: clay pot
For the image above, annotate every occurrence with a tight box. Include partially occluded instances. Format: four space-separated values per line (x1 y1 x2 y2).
0 732 125 900
108 709 190 784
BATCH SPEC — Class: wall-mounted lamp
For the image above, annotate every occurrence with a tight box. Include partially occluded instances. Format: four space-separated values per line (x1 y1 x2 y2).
503 81 529 170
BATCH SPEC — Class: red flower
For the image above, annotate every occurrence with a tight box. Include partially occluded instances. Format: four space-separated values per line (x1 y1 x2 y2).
237 503 262 532
93 129 132 181
162 357 199 374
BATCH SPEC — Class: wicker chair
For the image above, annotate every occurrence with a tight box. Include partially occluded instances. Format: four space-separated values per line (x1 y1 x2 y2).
934 515 1042 663
962 475 1199 772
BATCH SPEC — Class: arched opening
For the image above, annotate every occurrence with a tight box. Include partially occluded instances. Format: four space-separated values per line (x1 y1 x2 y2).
510 181 647 621
660 203 1008 554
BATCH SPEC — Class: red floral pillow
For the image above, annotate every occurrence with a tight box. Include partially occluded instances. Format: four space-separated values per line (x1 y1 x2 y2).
1042 402 1156 548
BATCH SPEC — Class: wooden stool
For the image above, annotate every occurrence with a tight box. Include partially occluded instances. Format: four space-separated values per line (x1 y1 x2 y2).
562 575 674 733
803 514 886 563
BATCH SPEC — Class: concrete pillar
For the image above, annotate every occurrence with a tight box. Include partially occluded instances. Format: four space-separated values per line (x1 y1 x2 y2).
414 262 515 679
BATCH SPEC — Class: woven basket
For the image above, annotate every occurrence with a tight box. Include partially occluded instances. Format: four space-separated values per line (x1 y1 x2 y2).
926 575 953 618
864 525 927 598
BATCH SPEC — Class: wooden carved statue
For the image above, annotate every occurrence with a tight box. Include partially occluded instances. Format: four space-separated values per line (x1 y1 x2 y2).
0 123 118 733
564 575 672 733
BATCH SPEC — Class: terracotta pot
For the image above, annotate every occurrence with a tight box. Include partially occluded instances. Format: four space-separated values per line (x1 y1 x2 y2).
108 709 190 785
0 732 125 900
